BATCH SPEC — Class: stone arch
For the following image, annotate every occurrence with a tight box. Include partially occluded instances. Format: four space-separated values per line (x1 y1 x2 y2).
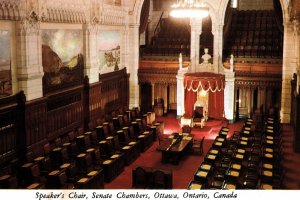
203 1 219 29
133 0 145 25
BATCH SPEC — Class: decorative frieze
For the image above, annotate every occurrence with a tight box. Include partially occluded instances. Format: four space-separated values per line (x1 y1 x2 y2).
138 68 178 85
0 0 21 20
41 7 86 24
99 4 127 25
235 79 282 89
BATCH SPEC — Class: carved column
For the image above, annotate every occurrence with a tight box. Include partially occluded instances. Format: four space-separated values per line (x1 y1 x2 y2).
190 19 202 73
251 89 254 114
83 23 99 83
151 82 155 107
127 23 140 108
224 69 235 123
16 17 44 101
281 21 296 123
213 24 224 73
176 67 188 117
163 83 168 114
247 88 252 117
121 18 129 72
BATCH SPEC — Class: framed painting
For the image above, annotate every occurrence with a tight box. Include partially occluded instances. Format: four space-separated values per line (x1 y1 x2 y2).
97 30 121 74
41 29 84 93
0 30 12 98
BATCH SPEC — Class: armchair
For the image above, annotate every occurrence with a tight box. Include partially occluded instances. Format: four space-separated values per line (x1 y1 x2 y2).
192 106 205 128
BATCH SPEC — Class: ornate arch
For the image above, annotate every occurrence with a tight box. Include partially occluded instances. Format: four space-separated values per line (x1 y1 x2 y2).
203 0 219 28
131 0 145 25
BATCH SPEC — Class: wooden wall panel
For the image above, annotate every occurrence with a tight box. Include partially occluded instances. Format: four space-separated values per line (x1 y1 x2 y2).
46 86 84 141
87 68 129 127
0 92 24 167
0 69 130 171
87 81 102 127
98 68 129 115
25 98 47 151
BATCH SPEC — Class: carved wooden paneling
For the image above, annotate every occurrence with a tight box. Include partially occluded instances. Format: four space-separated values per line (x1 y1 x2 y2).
235 75 282 89
98 68 129 115
87 81 102 127
0 92 23 167
290 0 300 20
138 60 183 84
291 73 297 126
46 85 84 141
25 97 47 151
224 62 282 75
0 69 130 170
138 60 181 113
295 92 300 153
291 73 300 152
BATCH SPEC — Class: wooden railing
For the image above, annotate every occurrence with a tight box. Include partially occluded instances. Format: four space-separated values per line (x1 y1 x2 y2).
223 62 282 75
139 60 189 69
0 92 25 167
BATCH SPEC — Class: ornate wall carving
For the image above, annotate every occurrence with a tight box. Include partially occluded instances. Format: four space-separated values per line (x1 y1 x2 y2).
39 0 87 23
235 78 282 89
0 1 21 20
138 67 178 85
0 0 128 26
98 4 127 25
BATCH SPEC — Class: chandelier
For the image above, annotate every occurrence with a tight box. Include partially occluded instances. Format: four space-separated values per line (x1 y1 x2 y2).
170 0 209 19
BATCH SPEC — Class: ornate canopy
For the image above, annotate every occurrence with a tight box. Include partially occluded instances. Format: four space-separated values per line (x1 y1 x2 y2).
184 72 225 119
184 72 225 93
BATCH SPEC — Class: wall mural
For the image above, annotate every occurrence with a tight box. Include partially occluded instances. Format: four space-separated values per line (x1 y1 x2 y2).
0 30 12 98
41 29 84 92
97 30 121 74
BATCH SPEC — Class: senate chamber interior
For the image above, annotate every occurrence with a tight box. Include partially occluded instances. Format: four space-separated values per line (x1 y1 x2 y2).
0 0 300 190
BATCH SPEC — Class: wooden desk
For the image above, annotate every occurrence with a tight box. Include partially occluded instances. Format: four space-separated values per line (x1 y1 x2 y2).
157 136 192 164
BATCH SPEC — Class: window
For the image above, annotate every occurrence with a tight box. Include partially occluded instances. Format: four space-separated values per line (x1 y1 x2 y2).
231 0 238 8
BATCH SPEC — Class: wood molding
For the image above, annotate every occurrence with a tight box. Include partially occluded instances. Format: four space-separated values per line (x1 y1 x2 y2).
139 60 187 85
224 61 282 76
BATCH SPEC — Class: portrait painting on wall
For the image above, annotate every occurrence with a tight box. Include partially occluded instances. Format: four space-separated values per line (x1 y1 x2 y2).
0 30 12 98
97 30 121 74
41 29 84 91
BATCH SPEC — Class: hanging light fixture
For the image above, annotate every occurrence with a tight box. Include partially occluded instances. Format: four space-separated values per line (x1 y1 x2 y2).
170 0 209 19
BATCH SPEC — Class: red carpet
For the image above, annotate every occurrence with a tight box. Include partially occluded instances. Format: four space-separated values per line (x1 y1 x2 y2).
281 125 300 189
105 113 244 189
105 113 300 189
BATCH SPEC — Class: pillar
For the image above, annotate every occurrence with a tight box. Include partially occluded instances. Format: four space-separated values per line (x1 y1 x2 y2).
163 83 168 114
247 88 252 117
281 21 296 123
126 23 140 108
224 69 235 123
151 82 155 107
83 23 99 83
176 67 188 117
213 23 224 73
16 18 43 101
190 19 202 73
